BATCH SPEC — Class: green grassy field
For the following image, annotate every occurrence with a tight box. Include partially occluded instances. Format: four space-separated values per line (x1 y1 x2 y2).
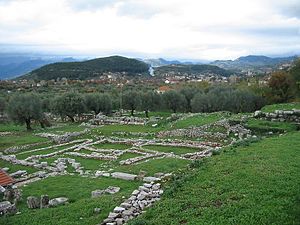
0 159 38 174
171 113 227 129
92 124 162 136
261 102 300 112
129 132 300 225
93 142 132 150
245 118 298 134
143 145 201 155
1 176 141 225
1 107 299 225
114 157 190 176
0 134 48 151
16 143 77 160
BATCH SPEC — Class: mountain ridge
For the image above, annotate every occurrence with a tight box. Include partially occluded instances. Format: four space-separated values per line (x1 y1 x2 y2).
20 55 150 80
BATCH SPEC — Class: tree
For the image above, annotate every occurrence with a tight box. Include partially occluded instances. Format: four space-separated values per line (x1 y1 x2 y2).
289 59 300 94
163 90 186 113
7 94 42 130
139 91 161 117
191 93 211 112
0 97 6 115
122 91 140 116
268 71 295 103
191 87 265 113
85 93 112 115
52 92 86 122
180 88 198 112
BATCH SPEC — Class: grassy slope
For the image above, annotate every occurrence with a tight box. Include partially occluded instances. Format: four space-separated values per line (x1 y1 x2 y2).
129 132 300 225
261 102 300 112
245 118 298 134
171 113 226 129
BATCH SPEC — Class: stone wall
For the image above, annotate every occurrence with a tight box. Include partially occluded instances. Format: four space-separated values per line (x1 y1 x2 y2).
254 109 300 122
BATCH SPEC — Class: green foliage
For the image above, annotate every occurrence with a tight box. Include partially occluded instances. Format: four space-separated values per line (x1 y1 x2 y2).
139 91 161 117
7 93 43 130
0 96 6 113
267 71 296 103
84 93 112 115
289 59 300 93
51 92 86 122
180 87 199 112
155 64 232 77
122 91 141 116
191 87 265 113
24 56 149 80
162 90 186 113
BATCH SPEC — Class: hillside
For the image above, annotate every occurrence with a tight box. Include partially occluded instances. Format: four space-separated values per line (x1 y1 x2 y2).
21 56 150 80
211 55 297 72
129 131 300 225
154 64 232 77
0 53 77 80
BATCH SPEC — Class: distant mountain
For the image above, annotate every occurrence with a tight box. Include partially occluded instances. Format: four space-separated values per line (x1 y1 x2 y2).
211 55 297 72
143 58 198 67
21 56 150 80
154 64 232 77
0 53 78 79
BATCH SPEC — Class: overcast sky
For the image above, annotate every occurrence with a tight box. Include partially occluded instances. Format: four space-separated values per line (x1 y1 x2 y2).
0 0 299 60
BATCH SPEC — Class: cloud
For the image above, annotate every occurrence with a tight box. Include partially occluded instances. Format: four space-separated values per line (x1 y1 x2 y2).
0 0 299 60
68 0 120 11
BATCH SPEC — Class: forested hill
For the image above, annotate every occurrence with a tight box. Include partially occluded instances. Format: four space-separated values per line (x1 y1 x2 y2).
154 64 232 77
21 56 150 80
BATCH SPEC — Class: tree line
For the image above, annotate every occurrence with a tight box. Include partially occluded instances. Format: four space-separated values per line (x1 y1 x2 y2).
0 86 266 130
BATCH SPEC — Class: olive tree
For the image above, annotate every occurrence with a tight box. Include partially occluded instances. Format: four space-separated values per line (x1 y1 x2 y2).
85 93 112 115
7 94 42 130
139 91 161 117
162 90 186 113
52 92 86 122
122 91 140 116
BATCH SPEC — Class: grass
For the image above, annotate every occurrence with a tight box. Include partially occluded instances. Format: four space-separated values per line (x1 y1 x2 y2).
93 142 132 150
16 143 77 160
143 145 201 155
40 155 107 171
245 118 298 134
0 133 48 151
68 156 107 171
92 124 162 136
261 102 300 112
0 159 38 174
115 157 190 176
129 111 173 118
0 123 27 132
117 152 142 161
46 123 86 133
171 113 226 129
1 175 140 225
129 132 300 225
